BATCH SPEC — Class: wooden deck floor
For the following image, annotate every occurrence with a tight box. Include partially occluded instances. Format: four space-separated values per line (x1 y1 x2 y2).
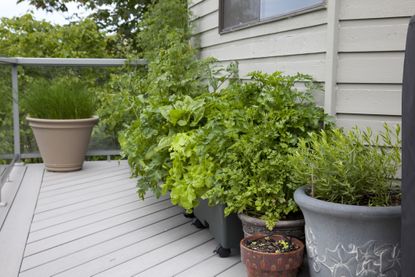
0 161 247 277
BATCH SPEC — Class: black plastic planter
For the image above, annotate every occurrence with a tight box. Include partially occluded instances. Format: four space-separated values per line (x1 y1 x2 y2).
193 199 244 257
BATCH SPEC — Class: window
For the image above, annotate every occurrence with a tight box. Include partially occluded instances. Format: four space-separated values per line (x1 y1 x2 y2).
220 0 325 32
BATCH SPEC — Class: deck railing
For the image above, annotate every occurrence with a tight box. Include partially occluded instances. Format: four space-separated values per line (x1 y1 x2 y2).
0 57 147 161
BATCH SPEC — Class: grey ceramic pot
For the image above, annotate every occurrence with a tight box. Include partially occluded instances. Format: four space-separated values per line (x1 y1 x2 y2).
294 186 401 277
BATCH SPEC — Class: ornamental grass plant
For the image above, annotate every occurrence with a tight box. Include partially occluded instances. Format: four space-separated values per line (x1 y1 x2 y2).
23 77 96 119
290 125 401 206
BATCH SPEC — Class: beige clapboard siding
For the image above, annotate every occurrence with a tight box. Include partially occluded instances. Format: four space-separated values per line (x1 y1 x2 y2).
339 0 415 20
337 52 404 84
336 84 402 116
338 17 410 52
199 24 327 61
214 53 326 81
191 10 218 35
336 114 401 133
189 0 204 8
189 0 217 19
195 9 327 49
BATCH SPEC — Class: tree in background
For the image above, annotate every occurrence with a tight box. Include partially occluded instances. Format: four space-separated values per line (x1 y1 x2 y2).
18 0 154 56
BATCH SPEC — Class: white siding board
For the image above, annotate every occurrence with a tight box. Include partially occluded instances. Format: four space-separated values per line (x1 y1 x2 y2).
339 18 410 52
335 114 401 133
336 84 402 115
196 9 327 48
232 54 326 81
191 11 217 35
337 52 404 84
189 0 217 19
339 0 415 20
200 25 326 61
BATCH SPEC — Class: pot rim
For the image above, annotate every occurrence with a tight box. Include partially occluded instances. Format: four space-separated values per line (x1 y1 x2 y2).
26 115 99 123
294 186 401 217
240 234 304 257
238 213 304 227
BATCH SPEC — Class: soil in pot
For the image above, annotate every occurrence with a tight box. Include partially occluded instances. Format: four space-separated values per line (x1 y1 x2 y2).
241 234 304 277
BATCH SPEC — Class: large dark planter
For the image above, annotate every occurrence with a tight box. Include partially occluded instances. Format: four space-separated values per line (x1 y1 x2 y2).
241 234 304 277
238 213 305 241
193 199 244 256
294 186 401 277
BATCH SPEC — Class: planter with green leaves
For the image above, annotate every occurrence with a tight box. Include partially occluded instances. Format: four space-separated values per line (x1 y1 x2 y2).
24 78 97 172
163 72 330 247
291 126 401 277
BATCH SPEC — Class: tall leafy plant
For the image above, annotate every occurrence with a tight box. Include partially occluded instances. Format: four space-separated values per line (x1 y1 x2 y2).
108 0 238 199
165 71 331 228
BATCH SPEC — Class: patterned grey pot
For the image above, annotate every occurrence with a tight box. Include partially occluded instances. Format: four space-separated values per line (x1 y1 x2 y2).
294 186 401 277
238 213 305 241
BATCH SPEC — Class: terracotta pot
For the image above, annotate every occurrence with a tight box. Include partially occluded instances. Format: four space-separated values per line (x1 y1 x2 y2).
238 213 305 241
27 116 98 172
241 234 305 277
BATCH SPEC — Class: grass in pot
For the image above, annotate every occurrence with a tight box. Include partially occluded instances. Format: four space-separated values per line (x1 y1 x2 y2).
23 77 98 172
290 125 401 277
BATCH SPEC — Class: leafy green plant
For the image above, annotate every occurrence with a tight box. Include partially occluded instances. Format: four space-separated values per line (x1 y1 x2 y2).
23 78 96 119
289 125 401 206
165 71 331 228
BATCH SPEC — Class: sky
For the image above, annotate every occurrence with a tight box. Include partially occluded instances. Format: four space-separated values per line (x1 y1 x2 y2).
0 0 90 25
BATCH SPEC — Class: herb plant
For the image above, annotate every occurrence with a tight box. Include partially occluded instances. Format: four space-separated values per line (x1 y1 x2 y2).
165 71 331 228
23 78 96 119
290 125 401 206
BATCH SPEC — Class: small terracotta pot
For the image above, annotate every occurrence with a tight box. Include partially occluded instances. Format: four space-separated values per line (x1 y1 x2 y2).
241 234 304 277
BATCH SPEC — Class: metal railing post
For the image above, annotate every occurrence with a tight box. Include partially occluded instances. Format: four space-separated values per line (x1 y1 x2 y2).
12 64 20 159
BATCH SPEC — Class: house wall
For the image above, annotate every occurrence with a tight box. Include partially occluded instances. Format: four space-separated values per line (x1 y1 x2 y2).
189 0 415 131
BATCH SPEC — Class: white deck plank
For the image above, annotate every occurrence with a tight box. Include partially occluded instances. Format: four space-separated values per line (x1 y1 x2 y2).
28 197 171 243
175 254 241 277
216 262 246 277
136 240 218 277
24 200 176 256
35 185 136 214
42 161 124 184
20 215 191 277
32 189 141 222
30 195 167 232
0 164 43 277
0 165 27 229
37 176 134 206
39 169 132 198
94 230 213 277
51 221 201 277
20 206 184 271
41 167 131 192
